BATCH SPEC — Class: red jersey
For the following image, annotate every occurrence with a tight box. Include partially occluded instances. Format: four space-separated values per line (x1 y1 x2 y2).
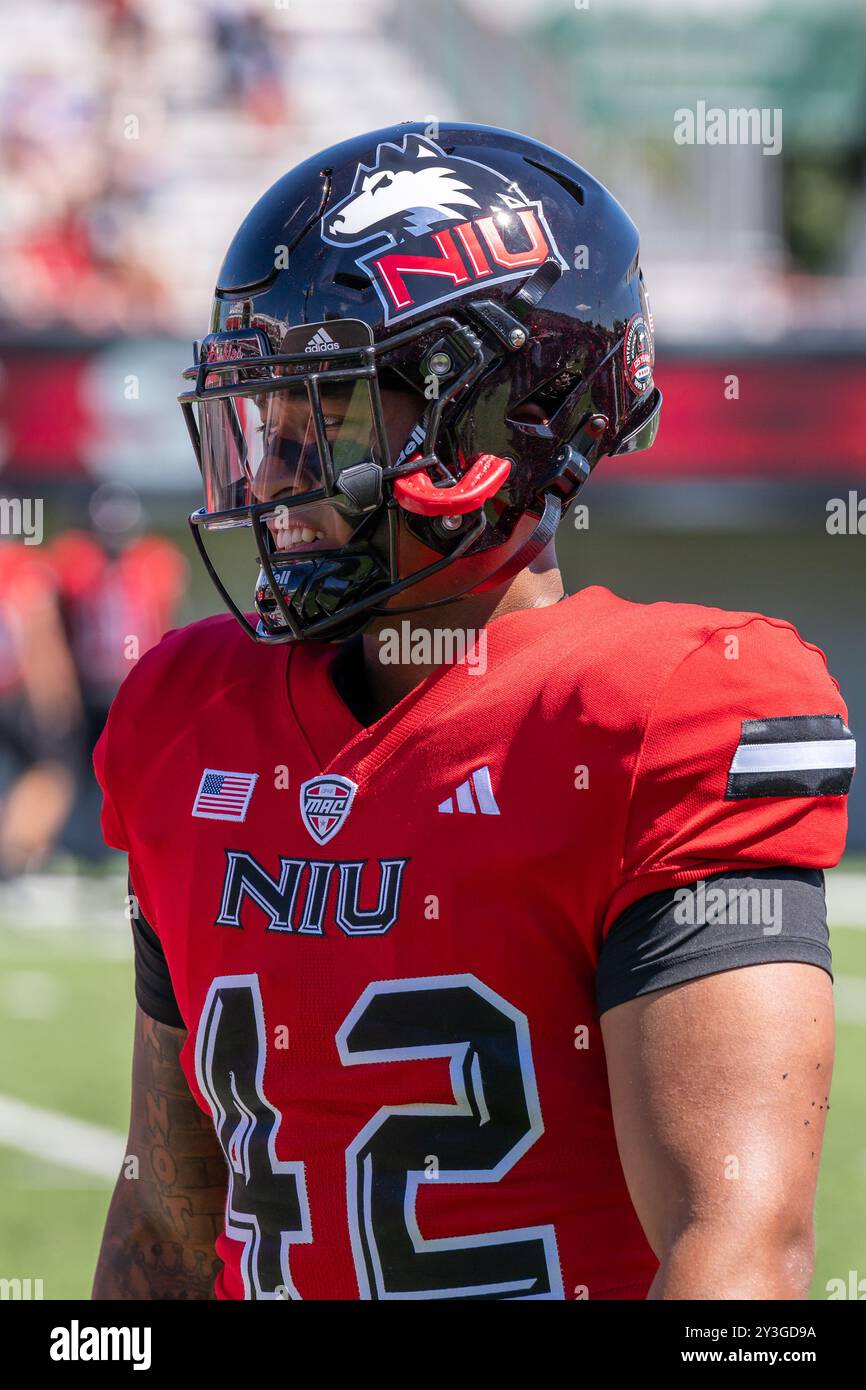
94 587 851 1300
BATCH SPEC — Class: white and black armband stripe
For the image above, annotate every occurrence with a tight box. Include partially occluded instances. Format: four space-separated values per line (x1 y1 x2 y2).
726 715 855 799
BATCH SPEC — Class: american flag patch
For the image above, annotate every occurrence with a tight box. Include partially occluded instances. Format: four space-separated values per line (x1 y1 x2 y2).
192 769 258 822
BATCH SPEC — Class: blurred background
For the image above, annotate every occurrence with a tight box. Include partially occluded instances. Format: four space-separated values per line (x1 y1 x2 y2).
0 0 863 1299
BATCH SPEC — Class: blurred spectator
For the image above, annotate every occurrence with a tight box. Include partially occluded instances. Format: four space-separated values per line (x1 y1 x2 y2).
0 494 187 873
0 0 294 333
0 543 81 875
91 0 149 57
49 517 187 756
206 0 288 126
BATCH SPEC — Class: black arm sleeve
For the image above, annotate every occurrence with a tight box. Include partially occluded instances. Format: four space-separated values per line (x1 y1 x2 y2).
129 876 185 1029
597 867 831 1016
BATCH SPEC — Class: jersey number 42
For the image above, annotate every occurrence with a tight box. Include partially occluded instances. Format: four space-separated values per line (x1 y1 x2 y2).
194 972 563 1300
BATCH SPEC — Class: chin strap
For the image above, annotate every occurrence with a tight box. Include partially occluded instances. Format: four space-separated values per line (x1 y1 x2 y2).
472 491 562 593
371 450 565 616
374 490 563 618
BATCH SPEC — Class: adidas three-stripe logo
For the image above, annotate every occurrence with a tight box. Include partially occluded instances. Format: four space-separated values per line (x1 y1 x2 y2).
305 327 339 353
438 765 501 816
726 715 855 799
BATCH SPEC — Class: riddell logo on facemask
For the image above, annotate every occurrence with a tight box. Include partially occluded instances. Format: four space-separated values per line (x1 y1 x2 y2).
322 133 567 324
201 336 261 363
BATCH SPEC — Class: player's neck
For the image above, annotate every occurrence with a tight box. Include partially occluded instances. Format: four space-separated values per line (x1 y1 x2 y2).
344 552 565 725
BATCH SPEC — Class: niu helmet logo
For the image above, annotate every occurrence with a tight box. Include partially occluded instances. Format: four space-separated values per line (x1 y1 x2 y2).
300 774 357 845
321 133 567 324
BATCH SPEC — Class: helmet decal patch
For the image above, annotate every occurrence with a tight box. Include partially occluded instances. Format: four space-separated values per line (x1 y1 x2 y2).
623 313 654 395
321 133 567 324
300 774 358 845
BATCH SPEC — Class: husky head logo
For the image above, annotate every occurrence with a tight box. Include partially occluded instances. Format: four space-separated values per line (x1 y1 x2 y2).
321 133 567 324
324 134 522 246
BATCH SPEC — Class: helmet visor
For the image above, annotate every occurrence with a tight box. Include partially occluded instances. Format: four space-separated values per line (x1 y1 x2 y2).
196 375 382 516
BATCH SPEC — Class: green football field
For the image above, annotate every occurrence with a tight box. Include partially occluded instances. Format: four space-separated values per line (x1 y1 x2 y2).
0 867 863 1300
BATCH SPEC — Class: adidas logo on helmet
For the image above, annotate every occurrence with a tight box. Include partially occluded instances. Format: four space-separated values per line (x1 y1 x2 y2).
305 327 339 353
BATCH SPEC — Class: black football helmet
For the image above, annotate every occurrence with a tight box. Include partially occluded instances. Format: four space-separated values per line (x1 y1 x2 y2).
179 121 661 642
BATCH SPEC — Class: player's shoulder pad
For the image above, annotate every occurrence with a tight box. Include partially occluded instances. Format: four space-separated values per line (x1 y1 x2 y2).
552 587 848 741
589 593 854 922
643 606 851 801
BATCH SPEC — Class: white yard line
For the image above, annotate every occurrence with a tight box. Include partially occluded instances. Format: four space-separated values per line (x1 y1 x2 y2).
0 873 129 936
0 1095 124 1180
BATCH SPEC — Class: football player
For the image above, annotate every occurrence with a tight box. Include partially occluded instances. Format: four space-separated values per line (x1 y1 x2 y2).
92 123 854 1301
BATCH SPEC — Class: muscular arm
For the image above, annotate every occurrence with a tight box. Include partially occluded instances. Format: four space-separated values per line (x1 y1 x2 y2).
601 962 834 1299
92 1006 227 1299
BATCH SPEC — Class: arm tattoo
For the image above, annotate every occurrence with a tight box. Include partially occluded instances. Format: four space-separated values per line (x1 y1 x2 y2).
93 1009 227 1300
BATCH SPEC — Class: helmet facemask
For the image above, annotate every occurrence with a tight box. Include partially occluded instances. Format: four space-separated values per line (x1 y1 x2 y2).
180 317 496 643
